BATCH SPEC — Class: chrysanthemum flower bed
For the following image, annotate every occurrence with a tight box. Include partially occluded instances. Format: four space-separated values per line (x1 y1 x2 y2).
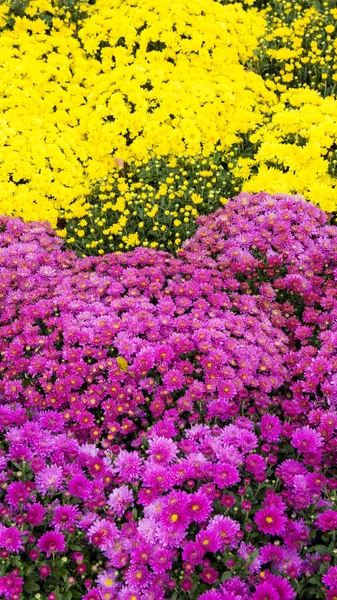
1 193 337 600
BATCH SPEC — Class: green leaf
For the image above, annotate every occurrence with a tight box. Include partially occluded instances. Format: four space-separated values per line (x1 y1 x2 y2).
23 581 40 594
314 544 329 554
221 571 232 582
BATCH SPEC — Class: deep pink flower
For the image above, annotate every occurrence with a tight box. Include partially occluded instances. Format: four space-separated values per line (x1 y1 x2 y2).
315 510 337 532
255 508 286 536
323 566 337 588
37 531 66 557
0 526 24 553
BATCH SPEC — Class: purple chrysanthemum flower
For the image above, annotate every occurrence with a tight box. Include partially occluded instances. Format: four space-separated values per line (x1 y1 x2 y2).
323 566 337 588
68 474 92 500
37 531 66 557
35 465 64 495
315 510 337 531
108 485 134 517
5 481 30 507
252 581 280 600
52 505 80 529
291 426 323 454
260 414 282 442
147 436 178 465
27 503 46 526
0 526 24 553
266 575 296 600
208 515 240 550
115 450 143 482
255 508 287 536
187 491 212 523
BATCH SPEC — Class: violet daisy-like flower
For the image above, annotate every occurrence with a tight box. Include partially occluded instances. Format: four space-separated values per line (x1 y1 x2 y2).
291 426 323 454
35 465 64 495
252 581 280 600
315 510 337 531
0 526 24 553
220 576 250 597
68 473 92 500
187 491 212 523
26 503 46 526
115 450 143 483
208 515 240 550
214 463 240 489
37 531 66 557
266 575 296 600
147 436 178 465
197 591 222 600
96 570 117 590
260 414 282 442
149 547 173 574
5 481 30 507
254 508 286 536
161 501 189 531
52 505 80 530
108 485 134 517
323 566 337 588
196 529 221 553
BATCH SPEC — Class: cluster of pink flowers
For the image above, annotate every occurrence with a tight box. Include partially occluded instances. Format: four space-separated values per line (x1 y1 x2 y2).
0 193 337 600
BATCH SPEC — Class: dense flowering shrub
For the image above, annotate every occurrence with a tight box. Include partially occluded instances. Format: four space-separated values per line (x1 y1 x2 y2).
1 193 337 599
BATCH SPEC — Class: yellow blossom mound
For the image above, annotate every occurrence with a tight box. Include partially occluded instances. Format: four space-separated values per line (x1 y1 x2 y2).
0 0 269 225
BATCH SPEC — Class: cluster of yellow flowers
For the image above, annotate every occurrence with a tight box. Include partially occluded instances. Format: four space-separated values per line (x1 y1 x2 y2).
64 154 234 253
0 0 269 226
1 0 337 253
255 0 337 96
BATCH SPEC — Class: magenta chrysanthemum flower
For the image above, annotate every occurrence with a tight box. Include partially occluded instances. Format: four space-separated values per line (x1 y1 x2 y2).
208 515 240 550
254 508 286 536
35 465 64 495
187 491 212 523
26 503 46 526
198 591 222 600
315 510 337 531
252 581 280 600
147 436 178 465
52 505 80 529
323 566 337 588
0 526 24 553
260 414 282 442
291 426 323 454
266 575 296 600
108 485 134 517
213 463 240 488
115 450 143 482
37 531 66 557
5 481 30 507
68 474 92 500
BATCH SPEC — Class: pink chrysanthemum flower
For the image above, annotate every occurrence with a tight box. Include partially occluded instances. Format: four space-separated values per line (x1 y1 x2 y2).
5 481 30 507
315 510 337 531
291 426 323 454
260 414 282 442
115 450 143 482
37 531 66 557
147 436 178 465
0 526 24 553
323 566 337 588
108 485 134 517
52 505 80 529
35 465 64 495
266 575 296 600
187 491 212 523
252 581 280 600
254 508 287 536
208 515 240 550
26 503 46 526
